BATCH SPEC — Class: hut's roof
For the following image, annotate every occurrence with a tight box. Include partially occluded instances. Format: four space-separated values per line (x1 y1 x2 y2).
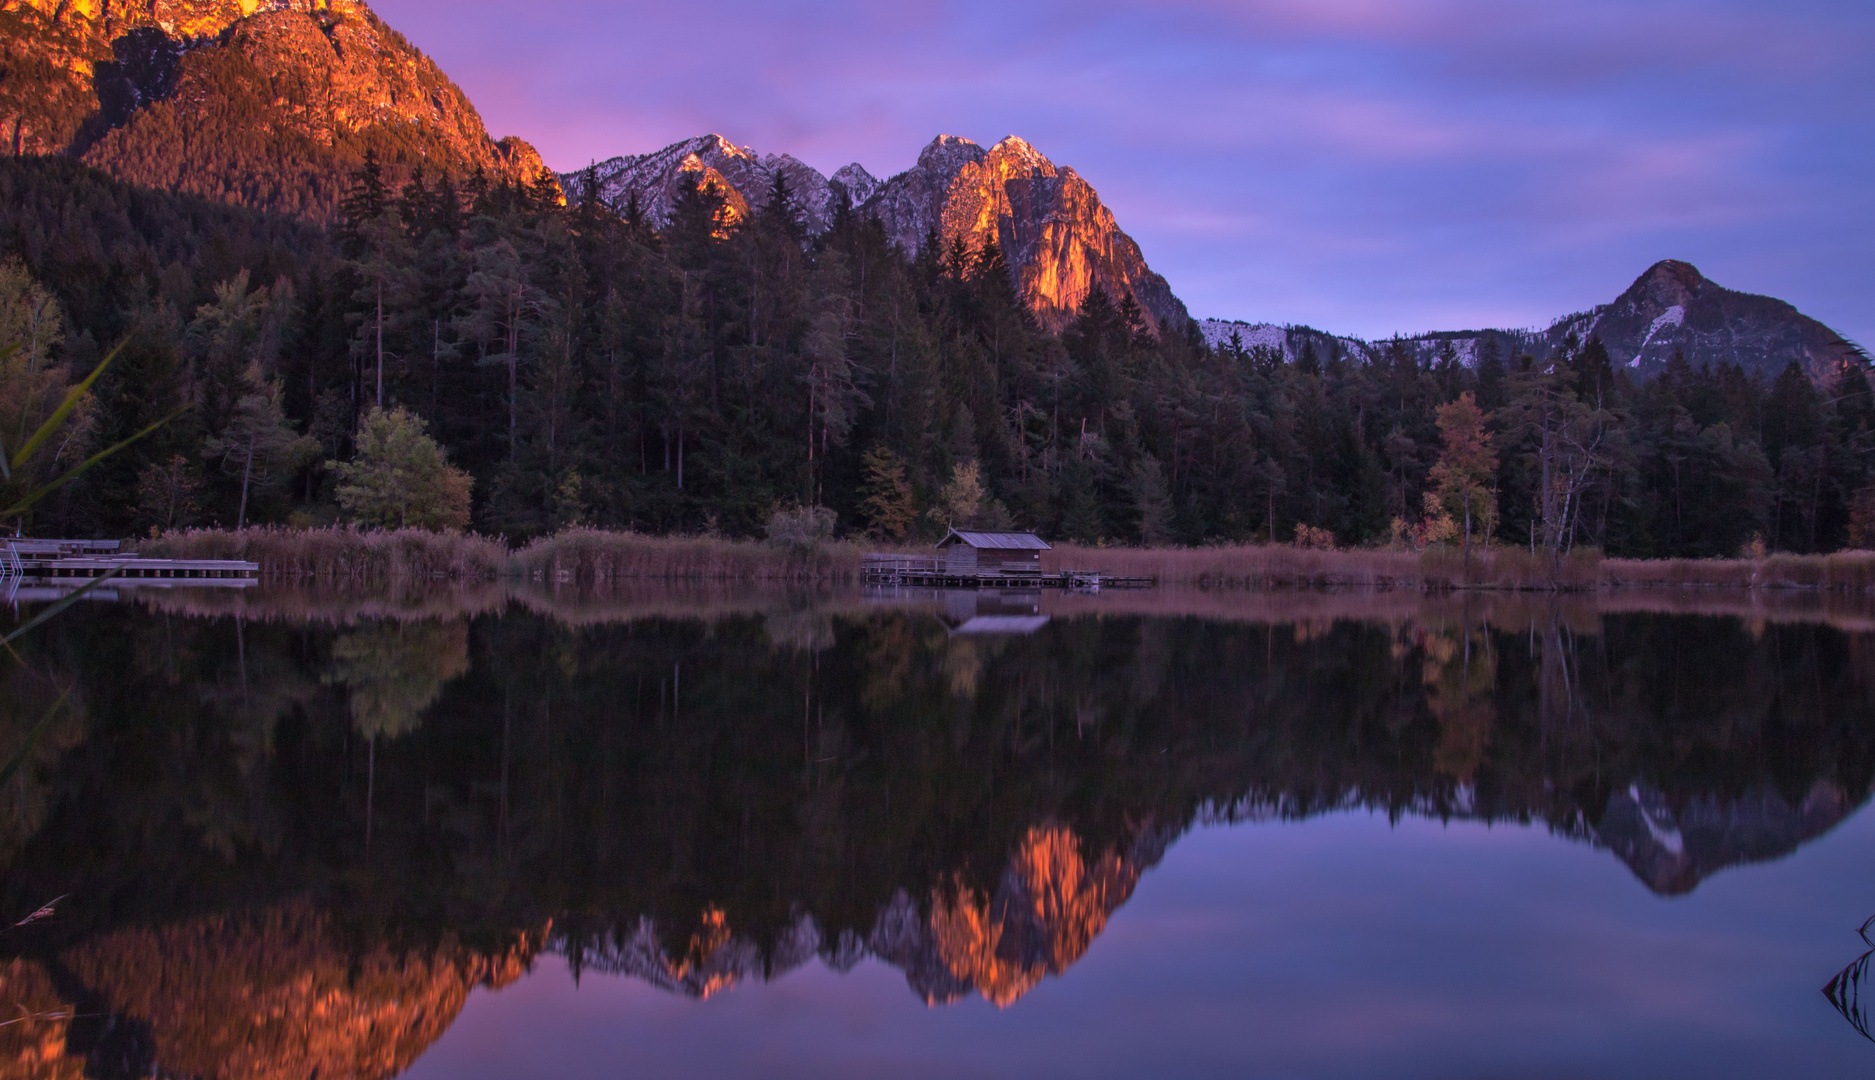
937 529 1051 550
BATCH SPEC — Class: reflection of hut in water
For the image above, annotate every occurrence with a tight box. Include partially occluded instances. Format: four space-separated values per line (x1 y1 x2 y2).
944 589 1050 635
935 529 1050 574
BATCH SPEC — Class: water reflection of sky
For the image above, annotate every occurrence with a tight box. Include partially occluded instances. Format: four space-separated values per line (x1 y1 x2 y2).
409 808 1875 1078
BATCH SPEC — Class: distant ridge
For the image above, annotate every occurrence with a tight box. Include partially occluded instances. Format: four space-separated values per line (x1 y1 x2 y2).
1199 260 1863 383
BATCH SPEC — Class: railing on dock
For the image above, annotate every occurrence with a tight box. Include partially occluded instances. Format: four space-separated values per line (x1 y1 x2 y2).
6 539 122 559
0 541 21 601
2 538 258 589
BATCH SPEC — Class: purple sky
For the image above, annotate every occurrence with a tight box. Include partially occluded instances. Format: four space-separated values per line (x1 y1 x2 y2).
374 0 1874 346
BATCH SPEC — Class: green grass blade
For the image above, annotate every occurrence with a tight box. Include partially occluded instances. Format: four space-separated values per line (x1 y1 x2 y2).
9 340 123 474
0 345 16 484
2 567 121 646
2 405 187 519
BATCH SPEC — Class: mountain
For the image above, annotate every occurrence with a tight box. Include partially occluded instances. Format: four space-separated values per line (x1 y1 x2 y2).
1548 259 1861 381
565 133 859 236
561 133 1190 334
0 902 541 1080
562 822 1171 1008
0 0 549 219
1199 259 1862 383
1593 780 1861 896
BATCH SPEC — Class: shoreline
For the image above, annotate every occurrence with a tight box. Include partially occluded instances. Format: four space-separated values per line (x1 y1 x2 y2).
129 526 1875 594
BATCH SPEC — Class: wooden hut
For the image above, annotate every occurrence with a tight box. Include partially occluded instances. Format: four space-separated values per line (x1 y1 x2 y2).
934 529 1050 574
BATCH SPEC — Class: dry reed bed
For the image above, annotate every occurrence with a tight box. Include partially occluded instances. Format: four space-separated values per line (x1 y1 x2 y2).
1043 543 1605 590
508 580 856 627
1044 543 1426 589
1051 543 1875 594
1600 551 1875 592
135 526 509 581
511 528 863 582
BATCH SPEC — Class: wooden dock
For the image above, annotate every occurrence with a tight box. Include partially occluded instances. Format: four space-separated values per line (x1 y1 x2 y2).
859 554 1152 590
1 538 258 597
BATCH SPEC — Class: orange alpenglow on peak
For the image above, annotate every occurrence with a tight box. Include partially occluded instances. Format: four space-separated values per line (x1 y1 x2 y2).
563 132 1192 335
926 824 1147 1006
553 821 1170 1009
0 901 548 1080
0 0 554 217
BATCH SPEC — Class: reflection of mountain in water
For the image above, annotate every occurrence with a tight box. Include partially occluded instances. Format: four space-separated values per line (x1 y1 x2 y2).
0 902 539 1080
2 596 1874 1074
1595 781 1859 896
566 823 1169 1007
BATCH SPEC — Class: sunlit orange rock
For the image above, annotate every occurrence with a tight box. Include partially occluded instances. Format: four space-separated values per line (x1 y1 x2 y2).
871 135 1188 334
562 132 1190 335
922 823 1149 1006
0 959 83 1080
2 0 553 212
559 823 1169 1010
50 901 544 1080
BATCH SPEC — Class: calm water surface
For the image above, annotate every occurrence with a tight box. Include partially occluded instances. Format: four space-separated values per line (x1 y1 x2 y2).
2 585 1873 1078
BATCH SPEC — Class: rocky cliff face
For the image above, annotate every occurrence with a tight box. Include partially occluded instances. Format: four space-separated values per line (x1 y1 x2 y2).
560 133 1190 335
875 135 1187 335
566 134 847 236
563 821 1171 1008
0 0 549 218
6 901 542 1080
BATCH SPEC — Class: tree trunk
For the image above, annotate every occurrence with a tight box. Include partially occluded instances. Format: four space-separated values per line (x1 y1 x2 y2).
237 433 255 530
507 298 521 457
375 276 384 409
1463 497 1472 576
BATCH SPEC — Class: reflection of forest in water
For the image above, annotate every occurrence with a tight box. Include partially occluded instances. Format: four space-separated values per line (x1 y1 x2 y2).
2 588 1873 1078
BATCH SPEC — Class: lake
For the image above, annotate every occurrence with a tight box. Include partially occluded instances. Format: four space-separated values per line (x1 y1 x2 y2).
2 584 1873 1078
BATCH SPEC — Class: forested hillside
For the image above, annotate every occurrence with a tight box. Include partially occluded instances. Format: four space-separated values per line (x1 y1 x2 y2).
3 155 1874 557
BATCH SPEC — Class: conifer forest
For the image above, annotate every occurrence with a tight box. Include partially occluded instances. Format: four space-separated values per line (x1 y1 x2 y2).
4 153 1873 558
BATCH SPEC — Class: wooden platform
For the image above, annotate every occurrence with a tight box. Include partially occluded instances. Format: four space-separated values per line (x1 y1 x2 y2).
859 554 1152 590
21 557 259 581
2 538 259 596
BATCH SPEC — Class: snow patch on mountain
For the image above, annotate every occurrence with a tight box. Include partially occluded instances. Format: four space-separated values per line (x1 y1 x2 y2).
1636 304 1686 362
829 162 881 206
1198 319 1287 355
562 133 843 233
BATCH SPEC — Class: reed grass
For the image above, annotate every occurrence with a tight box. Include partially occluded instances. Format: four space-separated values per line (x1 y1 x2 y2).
1042 543 1429 589
1045 543 1607 591
511 528 865 582
1055 542 1875 594
133 526 509 581
1600 549 1875 592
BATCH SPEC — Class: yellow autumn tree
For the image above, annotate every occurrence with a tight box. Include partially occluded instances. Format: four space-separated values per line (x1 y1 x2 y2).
1428 392 1498 559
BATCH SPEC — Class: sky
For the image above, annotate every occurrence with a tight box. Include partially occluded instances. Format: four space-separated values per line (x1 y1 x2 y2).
373 0 1874 346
